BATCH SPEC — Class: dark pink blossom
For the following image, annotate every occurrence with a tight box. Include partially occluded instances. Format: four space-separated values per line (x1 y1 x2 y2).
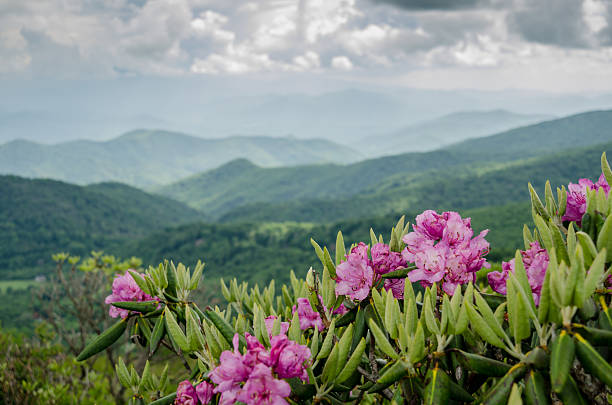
268 334 311 382
104 270 154 318
487 242 549 305
402 211 489 295
264 316 289 337
236 364 291 405
195 381 214 404
335 243 374 301
175 380 198 405
563 174 610 224
371 243 406 275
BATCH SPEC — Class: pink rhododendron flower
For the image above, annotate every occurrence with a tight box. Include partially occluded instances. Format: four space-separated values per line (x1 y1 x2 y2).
237 364 291 405
294 297 325 331
335 243 375 301
335 242 407 301
175 380 198 405
563 174 610 225
104 270 154 318
265 316 290 337
487 242 549 305
402 211 489 295
209 332 309 405
371 243 406 275
268 334 311 381
195 381 214 404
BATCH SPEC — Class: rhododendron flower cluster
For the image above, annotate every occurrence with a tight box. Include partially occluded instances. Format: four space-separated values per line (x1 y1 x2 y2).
175 380 214 405
209 333 311 404
487 241 549 306
294 297 347 330
104 270 155 318
335 242 407 301
563 173 610 225
402 210 490 295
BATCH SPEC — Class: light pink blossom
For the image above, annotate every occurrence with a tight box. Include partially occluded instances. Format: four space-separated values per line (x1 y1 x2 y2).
335 243 374 301
402 211 489 295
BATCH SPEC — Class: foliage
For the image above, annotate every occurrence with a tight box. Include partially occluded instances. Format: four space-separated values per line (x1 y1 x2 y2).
0 176 201 279
77 152 612 404
0 323 114 404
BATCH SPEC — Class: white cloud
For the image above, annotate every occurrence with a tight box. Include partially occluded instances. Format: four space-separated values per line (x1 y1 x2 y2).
1 0 612 91
331 55 353 70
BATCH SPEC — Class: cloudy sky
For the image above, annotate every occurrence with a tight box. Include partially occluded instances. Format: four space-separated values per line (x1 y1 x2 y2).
2 0 612 92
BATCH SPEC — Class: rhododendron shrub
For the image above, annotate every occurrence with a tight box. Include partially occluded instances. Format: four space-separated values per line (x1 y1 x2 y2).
76 153 612 405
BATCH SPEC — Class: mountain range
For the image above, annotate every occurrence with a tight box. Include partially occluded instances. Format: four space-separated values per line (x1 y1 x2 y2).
366 110 551 156
158 109 612 219
0 130 362 187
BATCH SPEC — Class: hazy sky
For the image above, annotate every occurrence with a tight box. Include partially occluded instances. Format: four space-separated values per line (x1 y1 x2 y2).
2 0 612 92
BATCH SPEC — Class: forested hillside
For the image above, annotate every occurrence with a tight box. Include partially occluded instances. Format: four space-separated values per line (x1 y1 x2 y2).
219 141 611 223
159 110 612 217
0 176 202 279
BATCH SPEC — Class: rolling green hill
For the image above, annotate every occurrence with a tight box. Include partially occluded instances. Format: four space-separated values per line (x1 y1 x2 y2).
0 176 202 279
218 141 611 224
159 110 612 218
0 130 363 187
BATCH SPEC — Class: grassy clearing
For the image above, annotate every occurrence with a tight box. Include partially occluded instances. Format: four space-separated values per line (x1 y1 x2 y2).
0 279 38 293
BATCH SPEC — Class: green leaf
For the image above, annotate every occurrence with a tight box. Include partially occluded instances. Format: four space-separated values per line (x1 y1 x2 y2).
507 383 523 405
422 289 440 336
335 324 354 375
524 371 550 405
602 152 612 190
77 318 128 361
149 313 165 356
115 357 131 388
596 214 612 262
451 349 511 377
323 247 336 278
288 309 301 343
380 266 416 279
550 219 569 265
424 366 449 405
189 260 205 290
335 231 346 266
507 280 530 343
138 360 153 393
336 337 367 384
321 343 339 383
205 308 244 351
317 319 335 360
409 322 426 364
533 214 553 253
385 290 399 339
550 330 575 393
479 363 528 405
164 308 190 352
367 318 399 359
529 183 550 221
111 300 159 314
574 332 612 387
129 270 152 296
474 291 506 340
465 301 505 348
